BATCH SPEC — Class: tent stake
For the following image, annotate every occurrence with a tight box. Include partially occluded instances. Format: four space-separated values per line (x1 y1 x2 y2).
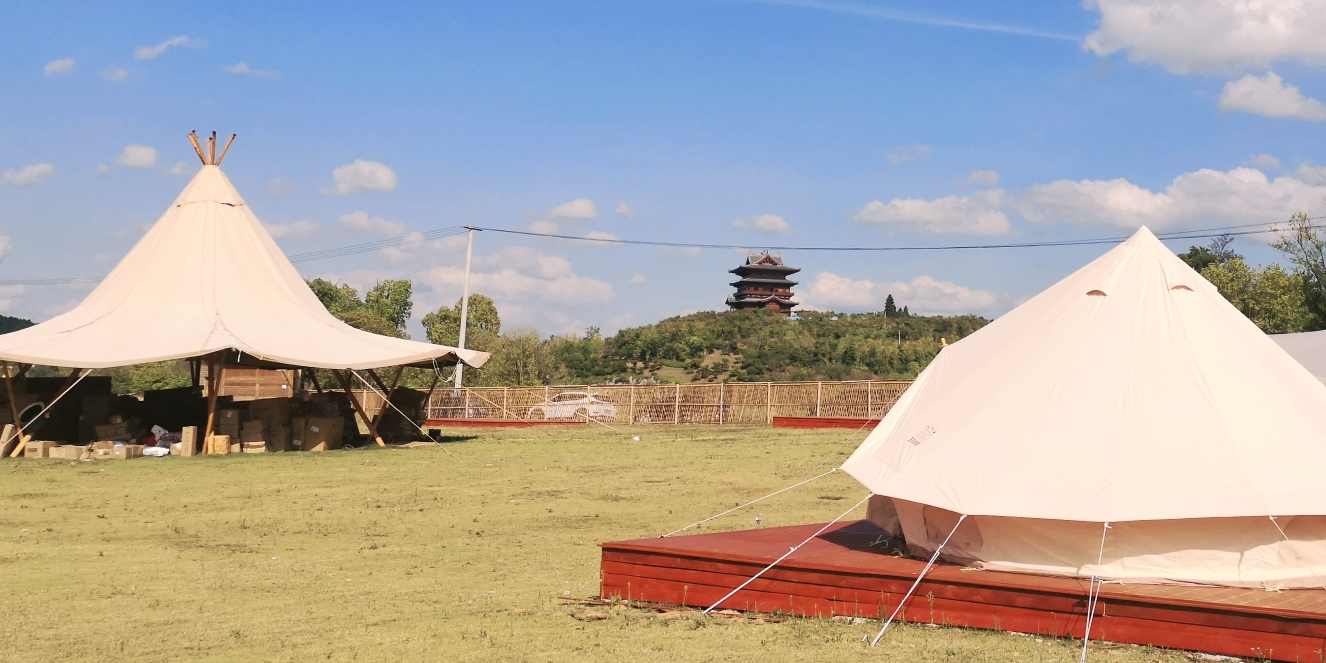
335 370 385 447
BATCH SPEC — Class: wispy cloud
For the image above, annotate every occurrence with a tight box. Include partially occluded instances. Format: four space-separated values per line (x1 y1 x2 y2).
224 62 281 80
44 58 75 76
729 0 1078 41
135 35 206 60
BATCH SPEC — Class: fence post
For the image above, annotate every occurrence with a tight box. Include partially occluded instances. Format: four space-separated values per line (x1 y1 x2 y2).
464 388 471 419
816 381 822 418
673 383 680 425
502 387 508 420
629 385 635 425
867 381 873 418
718 382 724 425
766 382 772 425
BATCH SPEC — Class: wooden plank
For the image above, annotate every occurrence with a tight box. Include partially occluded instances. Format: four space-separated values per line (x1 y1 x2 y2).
772 416 879 429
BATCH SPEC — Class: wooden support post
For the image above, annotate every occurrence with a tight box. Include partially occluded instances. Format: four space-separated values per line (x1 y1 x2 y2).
203 358 224 454
463 387 471 420
367 366 404 427
766 382 773 425
501 387 508 421
867 381 873 418
673 383 680 425
4 362 28 457
628 385 635 425
718 383 724 425
335 370 385 447
816 381 823 418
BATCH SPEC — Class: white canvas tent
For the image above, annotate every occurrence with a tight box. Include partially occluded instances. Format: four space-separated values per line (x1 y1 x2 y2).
1272 330 1326 384
843 227 1326 588
0 133 487 449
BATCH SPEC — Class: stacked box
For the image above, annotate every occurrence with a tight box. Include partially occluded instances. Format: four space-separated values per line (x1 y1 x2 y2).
91 440 115 460
93 416 143 442
242 441 267 454
216 408 242 440
112 444 144 460
209 434 231 455
179 426 198 457
24 440 56 458
270 424 291 452
302 416 344 451
48 445 88 459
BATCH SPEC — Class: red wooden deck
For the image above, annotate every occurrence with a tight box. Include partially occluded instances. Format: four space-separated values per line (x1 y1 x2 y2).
424 418 585 428
600 520 1326 662
772 416 879 429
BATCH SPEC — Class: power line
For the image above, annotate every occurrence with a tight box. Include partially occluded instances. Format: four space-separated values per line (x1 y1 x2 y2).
1 217 1321 287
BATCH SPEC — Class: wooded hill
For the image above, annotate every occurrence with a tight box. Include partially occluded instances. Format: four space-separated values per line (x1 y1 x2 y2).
549 309 989 384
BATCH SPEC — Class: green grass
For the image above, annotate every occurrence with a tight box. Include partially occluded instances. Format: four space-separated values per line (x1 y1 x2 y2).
1 426 1193 662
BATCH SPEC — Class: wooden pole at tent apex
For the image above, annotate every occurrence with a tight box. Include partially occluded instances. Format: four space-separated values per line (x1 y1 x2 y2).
207 132 216 165
216 134 236 166
187 131 207 165
334 370 386 447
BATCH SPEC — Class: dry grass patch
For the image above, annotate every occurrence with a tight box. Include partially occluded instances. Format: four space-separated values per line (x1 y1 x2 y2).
1 426 1194 662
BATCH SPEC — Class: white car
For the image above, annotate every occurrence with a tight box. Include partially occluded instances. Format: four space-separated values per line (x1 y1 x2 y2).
528 392 618 421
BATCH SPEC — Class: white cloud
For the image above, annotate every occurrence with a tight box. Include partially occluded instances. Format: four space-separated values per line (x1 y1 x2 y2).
116 144 157 169
615 202 637 219
322 160 397 195
1218 72 1326 121
264 219 319 239
968 169 1000 186
2 163 55 187
95 163 110 177
339 211 404 236
653 246 704 259
731 214 794 235
801 272 996 314
854 190 1011 235
887 144 931 165
417 246 615 320
44 58 74 76
0 284 23 313
1014 166 1323 230
0 236 11 260
267 177 297 196
134 35 206 60
100 67 129 82
548 198 599 220
583 231 620 242
1083 0 1326 74
629 274 647 286
223 62 280 80
169 161 189 175
1250 153 1282 169
527 220 560 234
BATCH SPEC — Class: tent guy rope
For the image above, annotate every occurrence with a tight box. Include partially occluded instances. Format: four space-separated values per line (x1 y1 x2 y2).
660 469 839 538
870 514 967 646
702 493 871 616
1079 522 1111 663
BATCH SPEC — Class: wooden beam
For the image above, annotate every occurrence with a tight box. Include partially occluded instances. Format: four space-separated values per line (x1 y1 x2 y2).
334 370 385 447
203 357 223 453
3 362 27 458
15 364 31 380
188 131 207 165
216 134 236 166
208 131 216 165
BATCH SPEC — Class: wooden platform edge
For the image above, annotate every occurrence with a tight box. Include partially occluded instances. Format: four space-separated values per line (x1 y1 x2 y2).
772 416 879 429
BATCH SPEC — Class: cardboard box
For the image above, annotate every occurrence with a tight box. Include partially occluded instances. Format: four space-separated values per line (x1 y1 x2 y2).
241 420 264 431
170 442 180 455
91 440 115 451
240 430 265 443
179 426 197 457
270 424 291 452
112 444 144 460
92 447 114 460
93 422 140 441
303 416 343 452
229 442 241 454
242 441 267 454
290 416 306 449
48 444 86 459
24 440 56 458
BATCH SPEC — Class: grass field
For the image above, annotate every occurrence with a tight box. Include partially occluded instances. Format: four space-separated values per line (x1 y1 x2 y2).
1 426 1195 662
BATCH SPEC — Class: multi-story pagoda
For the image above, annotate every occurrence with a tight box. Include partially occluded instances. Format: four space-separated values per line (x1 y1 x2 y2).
726 250 799 315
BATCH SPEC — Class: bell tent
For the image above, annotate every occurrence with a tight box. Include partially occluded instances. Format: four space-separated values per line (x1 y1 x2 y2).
843 227 1326 588
0 132 487 449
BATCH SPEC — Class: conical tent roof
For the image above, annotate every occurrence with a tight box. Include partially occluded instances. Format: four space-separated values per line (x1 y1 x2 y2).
843 227 1326 522
0 163 489 371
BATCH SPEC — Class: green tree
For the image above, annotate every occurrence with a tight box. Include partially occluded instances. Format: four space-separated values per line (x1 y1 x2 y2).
1272 212 1326 329
474 328 559 386
421 294 501 351
1178 233 1239 272
1201 258 1312 334
305 278 409 338
884 295 897 317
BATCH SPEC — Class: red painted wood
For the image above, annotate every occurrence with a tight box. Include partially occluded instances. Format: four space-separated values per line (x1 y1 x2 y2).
772 416 879 429
423 418 585 428
600 521 1326 662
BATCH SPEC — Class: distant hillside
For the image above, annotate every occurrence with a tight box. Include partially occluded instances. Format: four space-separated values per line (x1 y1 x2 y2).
0 314 34 335
551 308 989 384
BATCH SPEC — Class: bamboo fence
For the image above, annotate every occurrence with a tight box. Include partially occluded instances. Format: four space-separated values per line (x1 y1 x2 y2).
414 380 912 426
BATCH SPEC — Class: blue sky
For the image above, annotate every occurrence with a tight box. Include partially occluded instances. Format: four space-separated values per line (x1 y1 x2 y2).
1 0 1324 338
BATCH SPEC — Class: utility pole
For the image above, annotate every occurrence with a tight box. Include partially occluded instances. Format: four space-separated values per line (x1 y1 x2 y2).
454 227 480 387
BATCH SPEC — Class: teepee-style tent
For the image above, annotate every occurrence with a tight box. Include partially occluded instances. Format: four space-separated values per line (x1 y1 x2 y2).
0 132 487 451
1271 330 1326 384
843 227 1326 588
